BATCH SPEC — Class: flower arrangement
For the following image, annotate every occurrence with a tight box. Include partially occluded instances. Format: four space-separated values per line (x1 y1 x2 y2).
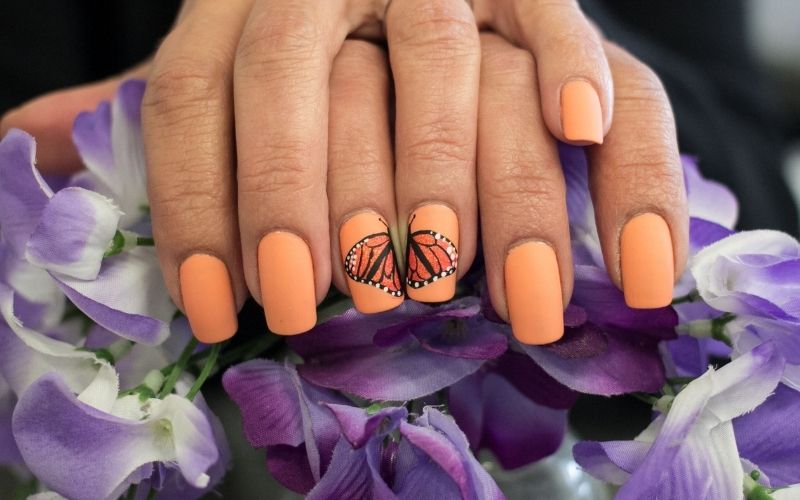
0 81 798 499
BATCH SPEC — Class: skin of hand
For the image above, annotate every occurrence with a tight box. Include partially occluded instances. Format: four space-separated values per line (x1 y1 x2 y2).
0 0 687 344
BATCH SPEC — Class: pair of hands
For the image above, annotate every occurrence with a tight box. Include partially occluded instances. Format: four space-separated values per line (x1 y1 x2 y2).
0 0 688 345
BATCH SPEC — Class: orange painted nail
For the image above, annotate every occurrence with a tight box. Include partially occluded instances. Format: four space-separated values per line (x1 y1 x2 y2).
258 232 317 335
179 254 238 344
340 212 404 314
505 242 564 345
561 80 603 144
620 213 675 308
406 204 459 303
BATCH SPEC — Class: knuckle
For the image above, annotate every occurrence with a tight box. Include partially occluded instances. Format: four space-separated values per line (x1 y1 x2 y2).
238 143 314 197
482 45 536 87
483 154 564 206
142 57 227 123
606 147 683 200
392 1 479 58
404 118 474 166
539 25 602 62
236 9 325 78
149 176 228 223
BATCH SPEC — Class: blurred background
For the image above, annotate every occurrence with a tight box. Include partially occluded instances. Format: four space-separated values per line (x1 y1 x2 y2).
0 1 798 498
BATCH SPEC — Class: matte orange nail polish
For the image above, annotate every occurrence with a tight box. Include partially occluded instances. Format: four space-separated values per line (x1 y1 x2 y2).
561 80 603 144
258 232 317 335
179 254 238 344
340 212 404 313
505 242 564 345
620 213 674 308
405 204 459 303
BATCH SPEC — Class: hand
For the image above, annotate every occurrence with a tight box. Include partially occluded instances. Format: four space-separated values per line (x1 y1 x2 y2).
0 0 688 346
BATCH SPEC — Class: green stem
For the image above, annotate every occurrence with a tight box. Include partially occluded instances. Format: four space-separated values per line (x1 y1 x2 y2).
186 342 223 401
146 487 157 500
672 289 700 305
136 237 154 246
711 313 736 346
667 376 696 385
125 484 137 500
157 337 198 398
630 392 659 406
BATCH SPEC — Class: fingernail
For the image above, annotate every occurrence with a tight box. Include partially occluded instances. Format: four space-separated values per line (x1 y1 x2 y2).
561 80 603 144
340 211 404 313
179 254 238 343
620 213 674 308
505 242 564 345
258 232 317 335
406 204 459 303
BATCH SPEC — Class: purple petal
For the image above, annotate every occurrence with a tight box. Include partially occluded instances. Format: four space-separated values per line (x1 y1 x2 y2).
689 218 735 253
573 440 650 485
290 301 505 401
618 343 784 499
72 81 149 227
12 374 218 499
521 324 667 395
306 437 396 500
326 404 407 449
25 187 121 280
266 444 317 494
222 359 347 483
683 156 739 229
571 265 678 338
72 101 114 185
1 247 65 330
0 129 52 256
691 230 800 321
55 247 175 345
393 440 462 499
491 352 578 409
461 371 566 470
734 384 800 487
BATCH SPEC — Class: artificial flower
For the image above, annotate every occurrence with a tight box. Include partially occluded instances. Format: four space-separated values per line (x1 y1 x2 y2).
574 342 785 499
0 81 176 345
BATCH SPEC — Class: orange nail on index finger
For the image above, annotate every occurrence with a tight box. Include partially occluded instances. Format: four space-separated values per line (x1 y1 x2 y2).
179 254 238 344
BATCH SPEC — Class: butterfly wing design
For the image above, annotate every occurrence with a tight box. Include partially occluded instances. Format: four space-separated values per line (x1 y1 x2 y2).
406 230 458 289
344 232 403 297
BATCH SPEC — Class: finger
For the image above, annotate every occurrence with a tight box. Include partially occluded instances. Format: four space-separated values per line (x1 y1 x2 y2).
385 0 481 303
477 33 572 345
0 65 149 175
233 0 350 335
481 0 613 145
142 0 254 343
328 40 403 314
589 42 688 309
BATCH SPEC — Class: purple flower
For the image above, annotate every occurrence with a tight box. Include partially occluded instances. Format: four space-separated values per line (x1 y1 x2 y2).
733 383 800 487
574 342 784 499
448 352 576 469
519 265 677 395
0 81 176 345
286 298 507 401
13 374 224 500
223 359 504 498
691 230 800 323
